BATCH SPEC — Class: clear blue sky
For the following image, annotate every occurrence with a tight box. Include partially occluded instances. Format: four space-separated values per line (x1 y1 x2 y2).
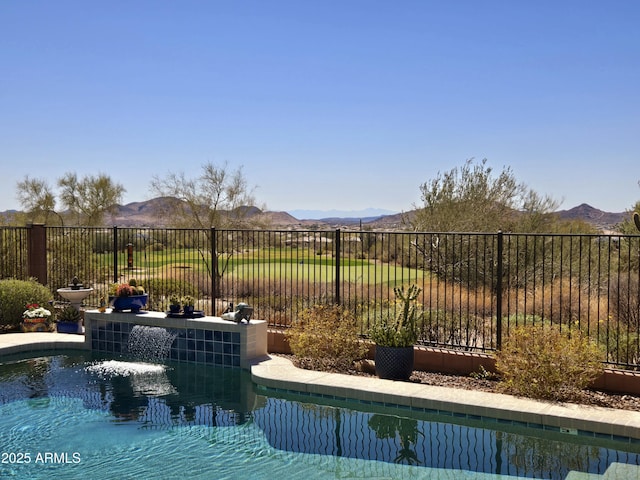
1 0 638 215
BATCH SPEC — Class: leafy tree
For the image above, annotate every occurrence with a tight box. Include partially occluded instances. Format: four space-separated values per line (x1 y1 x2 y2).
412 158 558 233
58 173 125 226
15 176 63 225
410 159 566 292
617 180 640 234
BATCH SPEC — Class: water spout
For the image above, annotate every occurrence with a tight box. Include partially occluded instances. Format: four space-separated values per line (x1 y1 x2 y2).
127 325 177 363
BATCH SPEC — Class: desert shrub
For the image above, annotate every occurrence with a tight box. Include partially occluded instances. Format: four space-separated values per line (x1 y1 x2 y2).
422 309 489 350
287 304 368 371
495 325 604 401
535 278 583 326
609 275 640 328
147 242 165 252
144 278 198 311
0 279 53 330
599 328 640 366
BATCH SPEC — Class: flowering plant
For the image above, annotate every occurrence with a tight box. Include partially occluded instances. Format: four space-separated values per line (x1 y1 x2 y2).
110 279 145 297
23 303 52 319
115 283 134 297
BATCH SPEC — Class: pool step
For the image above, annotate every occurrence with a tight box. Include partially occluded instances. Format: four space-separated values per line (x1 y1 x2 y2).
565 462 640 480
565 471 605 480
602 462 640 479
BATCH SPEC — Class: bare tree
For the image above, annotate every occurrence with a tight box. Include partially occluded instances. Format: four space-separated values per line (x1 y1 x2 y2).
149 161 262 229
149 161 265 299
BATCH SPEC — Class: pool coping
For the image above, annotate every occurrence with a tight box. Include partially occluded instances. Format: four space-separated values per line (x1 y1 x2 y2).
0 332 86 356
249 354 640 446
2 332 640 446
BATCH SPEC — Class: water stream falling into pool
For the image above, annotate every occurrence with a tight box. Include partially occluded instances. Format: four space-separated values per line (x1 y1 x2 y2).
127 325 178 363
85 325 178 382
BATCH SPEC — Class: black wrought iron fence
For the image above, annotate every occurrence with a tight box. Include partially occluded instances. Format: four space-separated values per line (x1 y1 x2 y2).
2 225 639 368
0 226 28 280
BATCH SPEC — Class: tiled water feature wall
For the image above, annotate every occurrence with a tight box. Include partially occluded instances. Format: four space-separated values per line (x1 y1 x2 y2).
84 311 268 368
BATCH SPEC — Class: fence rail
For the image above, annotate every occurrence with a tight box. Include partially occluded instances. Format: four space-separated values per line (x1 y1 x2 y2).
1 225 639 368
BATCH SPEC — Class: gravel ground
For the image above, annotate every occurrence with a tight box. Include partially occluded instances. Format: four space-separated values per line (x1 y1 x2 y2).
281 355 640 412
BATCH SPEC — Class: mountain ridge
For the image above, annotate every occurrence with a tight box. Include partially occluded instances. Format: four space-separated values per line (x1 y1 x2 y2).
0 199 630 231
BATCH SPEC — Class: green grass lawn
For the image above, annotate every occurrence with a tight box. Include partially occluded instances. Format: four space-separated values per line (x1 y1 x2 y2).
101 247 424 286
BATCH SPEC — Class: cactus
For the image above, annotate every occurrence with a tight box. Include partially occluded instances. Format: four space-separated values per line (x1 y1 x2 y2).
181 295 195 307
393 284 421 336
370 284 422 347
58 306 81 323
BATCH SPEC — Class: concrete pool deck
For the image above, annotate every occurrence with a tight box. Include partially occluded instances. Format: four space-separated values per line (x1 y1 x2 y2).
2 331 640 446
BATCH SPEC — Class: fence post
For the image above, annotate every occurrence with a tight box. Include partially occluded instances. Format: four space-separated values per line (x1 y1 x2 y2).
335 228 341 305
112 226 119 284
496 230 503 350
211 227 217 315
27 223 47 284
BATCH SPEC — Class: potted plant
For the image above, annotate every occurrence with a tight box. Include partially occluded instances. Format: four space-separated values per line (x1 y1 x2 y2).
369 284 422 381
21 303 53 332
56 305 83 334
168 294 181 314
108 279 148 312
181 295 195 316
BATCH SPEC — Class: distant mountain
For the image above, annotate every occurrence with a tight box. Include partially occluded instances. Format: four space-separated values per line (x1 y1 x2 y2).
554 203 627 231
1 199 629 231
287 208 398 220
107 197 178 226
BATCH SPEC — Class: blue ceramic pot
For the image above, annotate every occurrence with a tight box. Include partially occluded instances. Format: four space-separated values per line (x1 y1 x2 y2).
56 321 81 334
109 294 148 313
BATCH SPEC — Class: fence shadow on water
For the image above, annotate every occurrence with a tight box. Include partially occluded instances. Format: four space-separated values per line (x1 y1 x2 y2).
2 225 639 368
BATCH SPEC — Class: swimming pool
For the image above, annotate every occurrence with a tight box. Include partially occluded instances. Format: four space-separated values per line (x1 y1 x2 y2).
1 351 639 479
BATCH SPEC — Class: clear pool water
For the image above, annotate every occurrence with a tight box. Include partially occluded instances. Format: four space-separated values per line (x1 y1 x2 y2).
1 351 639 479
